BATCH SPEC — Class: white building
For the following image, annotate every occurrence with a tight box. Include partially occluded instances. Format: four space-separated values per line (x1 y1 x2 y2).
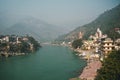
102 38 114 55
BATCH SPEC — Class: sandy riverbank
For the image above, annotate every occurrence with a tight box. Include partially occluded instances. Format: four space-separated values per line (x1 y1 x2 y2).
70 60 101 80
69 48 102 80
79 60 101 80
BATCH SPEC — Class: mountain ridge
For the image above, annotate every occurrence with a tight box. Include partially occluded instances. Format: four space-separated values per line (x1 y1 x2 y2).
56 4 120 42
1 16 64 42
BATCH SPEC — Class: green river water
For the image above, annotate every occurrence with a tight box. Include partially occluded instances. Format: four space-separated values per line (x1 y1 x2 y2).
0 45 86 80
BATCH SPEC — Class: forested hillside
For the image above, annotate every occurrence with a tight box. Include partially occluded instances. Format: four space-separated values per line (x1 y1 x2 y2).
56 4 120 42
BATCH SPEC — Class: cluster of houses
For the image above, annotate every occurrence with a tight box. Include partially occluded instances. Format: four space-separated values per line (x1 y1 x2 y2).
78 28 120 60
62 28 120 61
0 35 34 57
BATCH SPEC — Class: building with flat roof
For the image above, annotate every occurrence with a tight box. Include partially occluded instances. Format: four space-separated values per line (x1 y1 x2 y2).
102 38 114 56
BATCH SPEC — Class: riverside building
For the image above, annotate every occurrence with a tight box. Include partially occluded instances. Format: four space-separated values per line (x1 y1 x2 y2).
102 38 114 57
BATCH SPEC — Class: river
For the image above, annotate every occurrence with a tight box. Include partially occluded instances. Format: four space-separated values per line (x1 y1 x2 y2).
0 45 86 80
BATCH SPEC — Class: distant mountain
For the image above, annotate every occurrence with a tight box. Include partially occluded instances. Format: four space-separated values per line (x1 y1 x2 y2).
56 4 120 42
0 13 24 33
3 17 64 42
0 13 22 26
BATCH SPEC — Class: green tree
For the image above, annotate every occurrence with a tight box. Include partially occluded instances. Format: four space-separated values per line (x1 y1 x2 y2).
20 41 30 53
28 36 41 51
95 50 120 80
72 39 83 49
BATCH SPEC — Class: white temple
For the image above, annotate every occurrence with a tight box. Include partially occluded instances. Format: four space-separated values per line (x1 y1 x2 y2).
78 32 83 39
96 28 102 38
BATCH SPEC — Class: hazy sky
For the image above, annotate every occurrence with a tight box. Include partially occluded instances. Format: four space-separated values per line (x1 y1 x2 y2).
0 0 120 28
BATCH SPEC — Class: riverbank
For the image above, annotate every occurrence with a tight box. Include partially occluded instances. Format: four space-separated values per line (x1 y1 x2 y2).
0 52 26 57
69 48 102 80
70 60 101 80
79 60 101 80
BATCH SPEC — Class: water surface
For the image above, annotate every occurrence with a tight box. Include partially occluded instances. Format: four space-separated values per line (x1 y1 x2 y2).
0 45 86 80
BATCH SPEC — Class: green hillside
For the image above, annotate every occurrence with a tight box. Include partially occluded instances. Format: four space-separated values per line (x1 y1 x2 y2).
56 4 120 42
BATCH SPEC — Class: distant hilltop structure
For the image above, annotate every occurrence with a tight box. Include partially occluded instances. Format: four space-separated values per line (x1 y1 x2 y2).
89 28 107 41
96 28 102 38
78 32 83 39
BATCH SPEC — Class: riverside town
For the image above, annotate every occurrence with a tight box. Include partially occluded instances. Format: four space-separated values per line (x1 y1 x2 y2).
0 1 120 80
60 28 120 80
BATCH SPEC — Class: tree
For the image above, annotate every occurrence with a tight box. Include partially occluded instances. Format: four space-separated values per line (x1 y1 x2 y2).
20 41 30 53
95 50 120 80
28 36 41 51
72 39 83 49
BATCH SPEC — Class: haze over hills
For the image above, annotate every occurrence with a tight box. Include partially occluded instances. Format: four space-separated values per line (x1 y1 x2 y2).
0 16 67 42
0 13 30 35
56 4 120 42
0 0 120 43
